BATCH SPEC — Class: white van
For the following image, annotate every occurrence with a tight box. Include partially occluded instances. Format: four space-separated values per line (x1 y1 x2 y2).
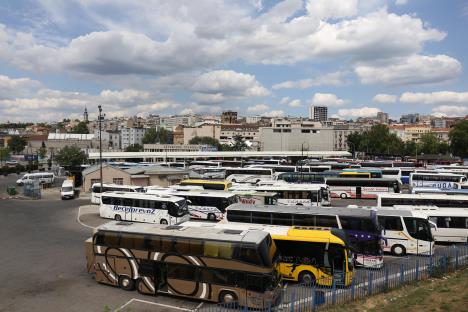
16 172 55 186
61 180 75 200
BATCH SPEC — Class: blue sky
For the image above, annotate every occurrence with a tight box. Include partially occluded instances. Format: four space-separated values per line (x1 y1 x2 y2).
0 0 468 122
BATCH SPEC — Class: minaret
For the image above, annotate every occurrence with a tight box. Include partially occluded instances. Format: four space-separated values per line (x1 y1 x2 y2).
83 106 89 123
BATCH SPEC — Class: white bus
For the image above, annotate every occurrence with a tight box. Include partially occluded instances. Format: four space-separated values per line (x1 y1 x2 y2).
16 172 55 186
146 188 238 221
409 172 466 190
91 183 144 204
230 182 330 206
224 167 274 183
247 164 299 173
380 167 402 181
376 209 434 256
325 178 401 199
99 191 190 224
377 193 468 208
404 207 468 243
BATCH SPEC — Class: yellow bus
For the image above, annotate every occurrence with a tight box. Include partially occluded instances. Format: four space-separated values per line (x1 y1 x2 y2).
338 171 371 178
183 221 354 286
179 179 232 191
86 221 282 309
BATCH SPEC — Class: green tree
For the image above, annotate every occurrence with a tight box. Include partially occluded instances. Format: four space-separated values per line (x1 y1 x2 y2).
419 133 440 154
188 136 221 150
142 128 173 144
449 120 468 158
0 147 10 163
221 135 248 151
71 121 89 134
403 141 418 157
125 144 143 152
347 125 405 156
8 135 27 154
38 141 47 159
54 146 87 167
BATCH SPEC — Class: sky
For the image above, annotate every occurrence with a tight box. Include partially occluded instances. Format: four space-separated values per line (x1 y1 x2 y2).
1 0 468 122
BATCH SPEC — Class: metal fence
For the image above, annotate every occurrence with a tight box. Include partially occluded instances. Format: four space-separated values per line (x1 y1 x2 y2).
199 244 468 312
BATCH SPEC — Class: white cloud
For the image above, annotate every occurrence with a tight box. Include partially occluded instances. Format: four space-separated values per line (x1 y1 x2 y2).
247 104 270 112
272 71 348 90
280 97 290 105
100 89 151 103
355 54 461 85
0 75 42 99
191 70 269 104
395 0 408 5
306 0 358 20
400 91 468 105
288 99 302 107
372 93 397 103
262 110 284 117
334 106 380 118
432 105 468 117
310 93 347 107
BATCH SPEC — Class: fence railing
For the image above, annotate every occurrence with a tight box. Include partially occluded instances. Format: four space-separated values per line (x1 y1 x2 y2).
199 244 468 312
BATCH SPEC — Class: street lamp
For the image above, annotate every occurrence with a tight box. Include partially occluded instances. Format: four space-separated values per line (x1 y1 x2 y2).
98 105 105 191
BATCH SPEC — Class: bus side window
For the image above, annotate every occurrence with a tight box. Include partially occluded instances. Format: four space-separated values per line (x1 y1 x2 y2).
101 197 111 205
379 216 403 231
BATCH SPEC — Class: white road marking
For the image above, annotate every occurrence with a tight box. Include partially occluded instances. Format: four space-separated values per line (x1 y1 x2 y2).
115 298 194 311
194 302 204 311
76 206 96 229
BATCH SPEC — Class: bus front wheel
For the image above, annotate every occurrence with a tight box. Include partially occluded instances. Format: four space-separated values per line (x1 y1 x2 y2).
160 219 168 225
299 271 316 285
118 275 135 291
340 193 348 199
114 214 122 221
391 244 406 257
208 213 216 221
219 290 238 305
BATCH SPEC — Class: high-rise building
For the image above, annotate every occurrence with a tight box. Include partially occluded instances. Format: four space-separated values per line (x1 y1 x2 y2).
309 106 328 122
377 112 389 124
221 111 238 124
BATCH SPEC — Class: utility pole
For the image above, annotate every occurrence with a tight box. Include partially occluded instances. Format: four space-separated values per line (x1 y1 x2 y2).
98 105 104 191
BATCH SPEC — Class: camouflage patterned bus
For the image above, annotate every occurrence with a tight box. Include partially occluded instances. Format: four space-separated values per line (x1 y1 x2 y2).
85 221 282 309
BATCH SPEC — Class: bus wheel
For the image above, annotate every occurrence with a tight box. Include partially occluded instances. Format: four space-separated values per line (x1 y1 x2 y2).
391 244 406 257
219 290 238 305
208 213 216 221
231 179 236 183
160 219 168 225
340 193 348 199
299 271 316 285
118 275 135 291
114 214 122 221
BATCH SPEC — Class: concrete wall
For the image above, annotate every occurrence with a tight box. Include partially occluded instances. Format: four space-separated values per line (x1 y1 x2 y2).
260 127 334 151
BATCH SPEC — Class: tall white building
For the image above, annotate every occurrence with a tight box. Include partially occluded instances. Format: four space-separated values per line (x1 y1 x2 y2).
121 127 147 150
309 106 328 122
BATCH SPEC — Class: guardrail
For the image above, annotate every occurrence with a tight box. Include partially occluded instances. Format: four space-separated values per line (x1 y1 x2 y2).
199 244 468 311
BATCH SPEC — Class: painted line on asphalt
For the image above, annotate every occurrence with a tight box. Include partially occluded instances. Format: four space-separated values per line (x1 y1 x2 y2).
194 302 204 311
115 298 194 311
76 206 96 230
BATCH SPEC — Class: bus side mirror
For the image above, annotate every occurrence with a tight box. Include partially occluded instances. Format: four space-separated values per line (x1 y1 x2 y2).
429 221 437 231
186 200 192 204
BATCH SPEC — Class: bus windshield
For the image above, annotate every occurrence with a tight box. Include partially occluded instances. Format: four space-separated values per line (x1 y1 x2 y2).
403 217 433 241
169 200 189 217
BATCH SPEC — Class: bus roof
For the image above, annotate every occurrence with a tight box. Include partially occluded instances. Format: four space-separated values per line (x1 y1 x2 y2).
161 189 237 198
97 221 269 244
226 203 376 218
181 221 346 245
254 183 326 191
411 172 465 177
181 179 230 184
378 193 468 200
374 208 432 219
92 183 142 189
101 191 184 202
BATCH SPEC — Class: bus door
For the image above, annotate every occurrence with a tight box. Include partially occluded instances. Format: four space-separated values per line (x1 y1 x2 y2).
356 187 362 199
122 198 134 221
154 261 168 293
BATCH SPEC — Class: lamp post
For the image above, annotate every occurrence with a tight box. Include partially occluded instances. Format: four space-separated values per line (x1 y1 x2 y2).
98 105 104 190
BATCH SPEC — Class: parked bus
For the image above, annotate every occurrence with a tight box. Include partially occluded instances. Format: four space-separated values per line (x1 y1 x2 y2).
359 161 393 168
91 183 144 204
377 193 468 208
414 207 468 243
146 188 238 221
99 192 190 224
179 179 232 191
409 172 466 190
376 208 434 256
325 178 401 199
380 168 402 181
86 221 281 308
230 183 330 206
225 204 383 269
182 221 354 286
16 172 55 186
276 172 327 184
411 187 468 196
400 168 415 184
230 190 278 206
342 168 383 178
225 167 274 183
247 164 298 173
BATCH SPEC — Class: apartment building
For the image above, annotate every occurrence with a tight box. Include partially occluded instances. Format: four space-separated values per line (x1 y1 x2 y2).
121 127 147 150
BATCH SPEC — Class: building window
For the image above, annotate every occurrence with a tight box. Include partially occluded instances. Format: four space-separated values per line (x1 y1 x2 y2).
283 129 291 133
301 130 310 133
273 129 281 133
113 178 124 185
